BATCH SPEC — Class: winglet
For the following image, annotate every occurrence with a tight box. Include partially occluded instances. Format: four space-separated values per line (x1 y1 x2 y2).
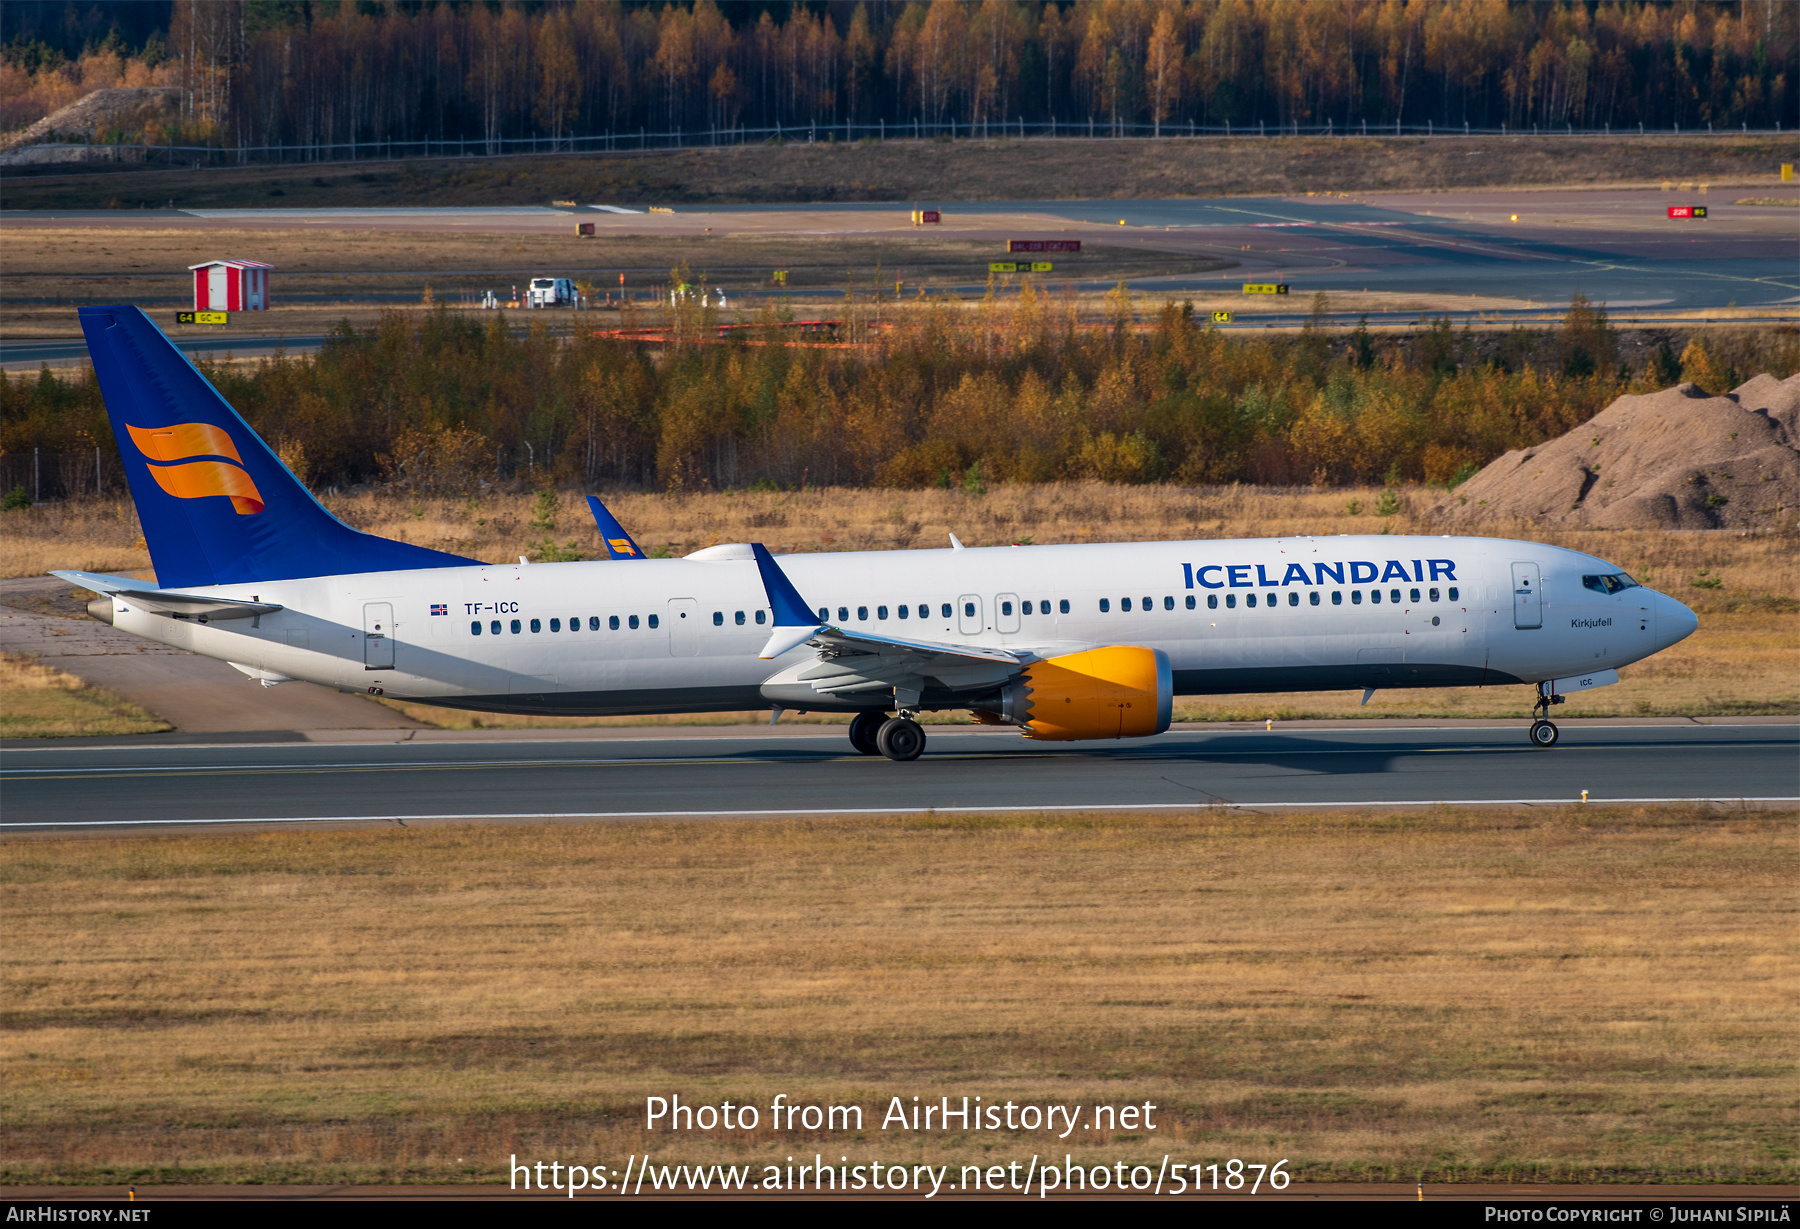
586 495 645 559
750 542 825 659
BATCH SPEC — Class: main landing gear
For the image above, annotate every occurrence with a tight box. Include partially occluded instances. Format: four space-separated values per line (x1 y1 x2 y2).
1529 683 1564 749
848 711 927 761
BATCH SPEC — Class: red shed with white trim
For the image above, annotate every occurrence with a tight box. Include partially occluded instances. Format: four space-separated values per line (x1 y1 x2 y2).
189 259 272 311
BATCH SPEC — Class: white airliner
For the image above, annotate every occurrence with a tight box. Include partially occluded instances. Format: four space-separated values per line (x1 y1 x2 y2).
62 306 1698 760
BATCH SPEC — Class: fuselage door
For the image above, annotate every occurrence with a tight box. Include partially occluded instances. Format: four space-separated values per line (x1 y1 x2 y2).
957 594 983 636
1511 562 1542 629
995 593 1021 634
667 598 699 656
363 602 395 669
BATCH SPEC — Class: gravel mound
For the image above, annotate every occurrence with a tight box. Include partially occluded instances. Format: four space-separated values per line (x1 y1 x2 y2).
1436 374 1800 531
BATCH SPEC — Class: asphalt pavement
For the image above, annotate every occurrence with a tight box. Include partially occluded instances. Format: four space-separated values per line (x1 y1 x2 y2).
3 723 1792 830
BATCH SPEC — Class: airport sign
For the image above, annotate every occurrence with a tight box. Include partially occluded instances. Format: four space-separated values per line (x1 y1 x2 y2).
988 262 1054 274
1212 311 1232 323
1667 205 1708 219
176 311 229 324
1008 240 1081 253
1242 284 1289 295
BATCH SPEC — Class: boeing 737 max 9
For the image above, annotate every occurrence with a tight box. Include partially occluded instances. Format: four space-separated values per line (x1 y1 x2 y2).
61 306 1698 760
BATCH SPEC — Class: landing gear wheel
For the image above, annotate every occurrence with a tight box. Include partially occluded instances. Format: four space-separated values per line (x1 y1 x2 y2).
848 711 888 756
1529 719 1560 748
876 716 926 762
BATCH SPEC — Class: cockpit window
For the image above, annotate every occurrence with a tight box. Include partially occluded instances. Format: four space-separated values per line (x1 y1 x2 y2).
1582 573 1641 595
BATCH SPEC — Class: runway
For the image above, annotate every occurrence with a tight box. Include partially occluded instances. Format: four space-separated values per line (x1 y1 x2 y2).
3 723 1792 830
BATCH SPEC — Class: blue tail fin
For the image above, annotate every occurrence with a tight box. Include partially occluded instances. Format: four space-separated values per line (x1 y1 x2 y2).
586 495 645 559
79 306 479 588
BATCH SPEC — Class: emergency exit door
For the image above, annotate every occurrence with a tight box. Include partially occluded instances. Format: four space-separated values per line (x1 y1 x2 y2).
1511 563 1542 629
364 602 395 668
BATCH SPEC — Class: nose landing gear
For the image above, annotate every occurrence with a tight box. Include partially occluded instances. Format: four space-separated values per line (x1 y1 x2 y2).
1529 683 1564 748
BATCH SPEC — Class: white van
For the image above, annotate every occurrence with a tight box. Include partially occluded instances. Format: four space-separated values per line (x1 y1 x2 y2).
527 277 577 308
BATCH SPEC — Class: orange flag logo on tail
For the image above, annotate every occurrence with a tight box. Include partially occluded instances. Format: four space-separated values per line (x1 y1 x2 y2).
126 423 264 515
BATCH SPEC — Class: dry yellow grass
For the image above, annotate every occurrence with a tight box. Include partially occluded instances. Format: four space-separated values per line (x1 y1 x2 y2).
0 651 169 738
2 807 1794 1185
6 485 1794 723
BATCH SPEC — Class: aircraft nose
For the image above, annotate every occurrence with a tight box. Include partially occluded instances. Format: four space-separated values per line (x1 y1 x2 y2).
1655 590 1699 648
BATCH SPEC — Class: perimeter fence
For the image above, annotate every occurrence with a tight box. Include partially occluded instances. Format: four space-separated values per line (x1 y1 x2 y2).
11 116 1789 171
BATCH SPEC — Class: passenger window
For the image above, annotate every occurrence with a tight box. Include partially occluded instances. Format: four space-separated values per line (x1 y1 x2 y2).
712 611 723 626
1246 594 1257 608
511 618 522 634
1121 597 1132 612
569 615 580 630
1448 587 1459 601
1226 594 1237 609
962 601 974 618
1142 596 1152 611
898 604 909 619
628 615 639 629
736 611 747 625
491 620 502 635
838 606 849 622
1429 588 1439 602
609 615 620 630
1309 592 1320 606
1020 601 1032 615
1288 592 1299 606
942 603 953 618
1186 595 1196 610
471 621 482 635
1330 592 1342 606
1410 588 1421 603
1371 590 1382 604
1207 594 1218 609
589 617 600 631
1099 599 1110 613
1164 595 1174 610
1059 599 1070 614
648 614 659 629
550 618 561 632
1350 592 1361 606
530 618 541 633
818 607 828 622
1390 589 1402 604
857 606 868 621
1000 601 1012 616
878 605 889 620
755 610 766 624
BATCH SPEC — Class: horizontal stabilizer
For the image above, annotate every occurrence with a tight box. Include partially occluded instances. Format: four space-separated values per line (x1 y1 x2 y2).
53 569 282 620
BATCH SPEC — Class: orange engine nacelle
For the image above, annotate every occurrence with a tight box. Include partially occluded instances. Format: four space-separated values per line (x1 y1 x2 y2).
993 646 1173 741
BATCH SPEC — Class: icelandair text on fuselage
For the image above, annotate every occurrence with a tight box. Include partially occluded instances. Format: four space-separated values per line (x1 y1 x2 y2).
1183 557 1458 590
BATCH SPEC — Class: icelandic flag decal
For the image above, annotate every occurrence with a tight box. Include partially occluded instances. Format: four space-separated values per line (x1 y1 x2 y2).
430 603 448 616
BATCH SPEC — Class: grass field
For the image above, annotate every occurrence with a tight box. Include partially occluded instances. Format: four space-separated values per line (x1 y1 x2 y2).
2 806 1794 1185
5 134 1791 211
0 225 1239 340
0 651 168 739
4 485 1794 729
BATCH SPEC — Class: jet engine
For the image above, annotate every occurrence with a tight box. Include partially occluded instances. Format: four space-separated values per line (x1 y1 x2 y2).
990 646 1172 741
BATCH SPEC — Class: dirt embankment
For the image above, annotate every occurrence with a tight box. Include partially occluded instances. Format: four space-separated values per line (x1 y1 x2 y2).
1436 374 1800 531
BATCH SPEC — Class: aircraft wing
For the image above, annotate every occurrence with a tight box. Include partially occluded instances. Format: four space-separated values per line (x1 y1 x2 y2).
748 544 1025 704
52 569 283 620
586 496 645 559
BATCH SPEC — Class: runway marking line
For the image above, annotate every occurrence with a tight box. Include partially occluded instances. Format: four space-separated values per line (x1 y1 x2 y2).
6 736 1789 782
5 797 1794 830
